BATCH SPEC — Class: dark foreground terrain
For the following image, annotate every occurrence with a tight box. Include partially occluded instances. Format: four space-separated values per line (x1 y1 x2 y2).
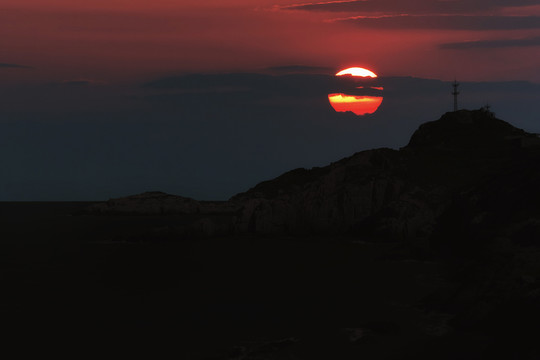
2 110 540 358
1 201 538 359
0 202 448 358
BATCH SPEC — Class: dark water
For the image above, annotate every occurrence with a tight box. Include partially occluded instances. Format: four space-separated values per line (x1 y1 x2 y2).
0 202 446 358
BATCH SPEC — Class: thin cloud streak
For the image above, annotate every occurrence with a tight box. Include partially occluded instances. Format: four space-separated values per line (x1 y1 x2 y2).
266 65 334 74
333 15 540 30
279 0 539 14
0 63 32 69
59 79 107 86
440 36 540 49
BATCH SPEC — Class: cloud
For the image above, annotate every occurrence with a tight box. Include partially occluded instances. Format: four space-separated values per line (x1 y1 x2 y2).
144 73 271 90
266 65 334 74
142 72 377 98
279 0 539 14
60 79 105 86
334 15 540 30
440 36 540 49
0 63 32 69
41 79 107 88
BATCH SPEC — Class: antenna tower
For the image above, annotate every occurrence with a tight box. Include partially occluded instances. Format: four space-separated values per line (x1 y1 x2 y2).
452 80 460 112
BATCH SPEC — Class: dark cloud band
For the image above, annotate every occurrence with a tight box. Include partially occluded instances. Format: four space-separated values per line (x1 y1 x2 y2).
440 36 540 49
0 63 31 69
336 15 540 30
266 65 334 74
281 0 538 14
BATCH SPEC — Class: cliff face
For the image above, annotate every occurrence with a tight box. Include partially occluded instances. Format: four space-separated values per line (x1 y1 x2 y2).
231 148 416 238
229 109 540 245
81 109 540 357
88 109 540 248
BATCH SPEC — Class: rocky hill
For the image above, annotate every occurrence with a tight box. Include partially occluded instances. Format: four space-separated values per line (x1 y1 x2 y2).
87 109 540 249
83 109 540 357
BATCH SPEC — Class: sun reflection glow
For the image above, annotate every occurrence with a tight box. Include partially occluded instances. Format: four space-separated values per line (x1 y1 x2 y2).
328 93 383 115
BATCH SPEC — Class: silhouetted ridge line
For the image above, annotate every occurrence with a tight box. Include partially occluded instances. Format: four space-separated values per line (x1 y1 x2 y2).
86 109 540 247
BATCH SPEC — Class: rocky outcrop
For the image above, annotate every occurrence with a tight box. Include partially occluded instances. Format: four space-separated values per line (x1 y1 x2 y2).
86 109 540 248
230 148 423 239
228 109 540 245
87 192 201 215
86 191 239 216
80 109 540 359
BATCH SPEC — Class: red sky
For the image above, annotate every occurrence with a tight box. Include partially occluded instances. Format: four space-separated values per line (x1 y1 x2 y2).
1 0 539 83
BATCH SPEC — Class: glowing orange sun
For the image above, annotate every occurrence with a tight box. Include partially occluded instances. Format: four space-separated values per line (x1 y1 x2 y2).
328 66 383 115
336 67 377 78
328 94 383 116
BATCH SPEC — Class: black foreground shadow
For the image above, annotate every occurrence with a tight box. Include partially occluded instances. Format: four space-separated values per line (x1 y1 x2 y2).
2 110 540 359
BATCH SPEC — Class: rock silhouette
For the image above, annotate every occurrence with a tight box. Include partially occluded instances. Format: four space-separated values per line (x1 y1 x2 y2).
7 109 540 358
86 110 540 345
87 108 540 252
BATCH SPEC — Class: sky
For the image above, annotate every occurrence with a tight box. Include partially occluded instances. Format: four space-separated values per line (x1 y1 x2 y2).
2 0 539 82
1 1 539 200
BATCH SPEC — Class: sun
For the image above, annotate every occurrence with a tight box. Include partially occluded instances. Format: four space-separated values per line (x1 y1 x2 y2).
329 66 382 115
336 67 377 78
328 93 383 116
